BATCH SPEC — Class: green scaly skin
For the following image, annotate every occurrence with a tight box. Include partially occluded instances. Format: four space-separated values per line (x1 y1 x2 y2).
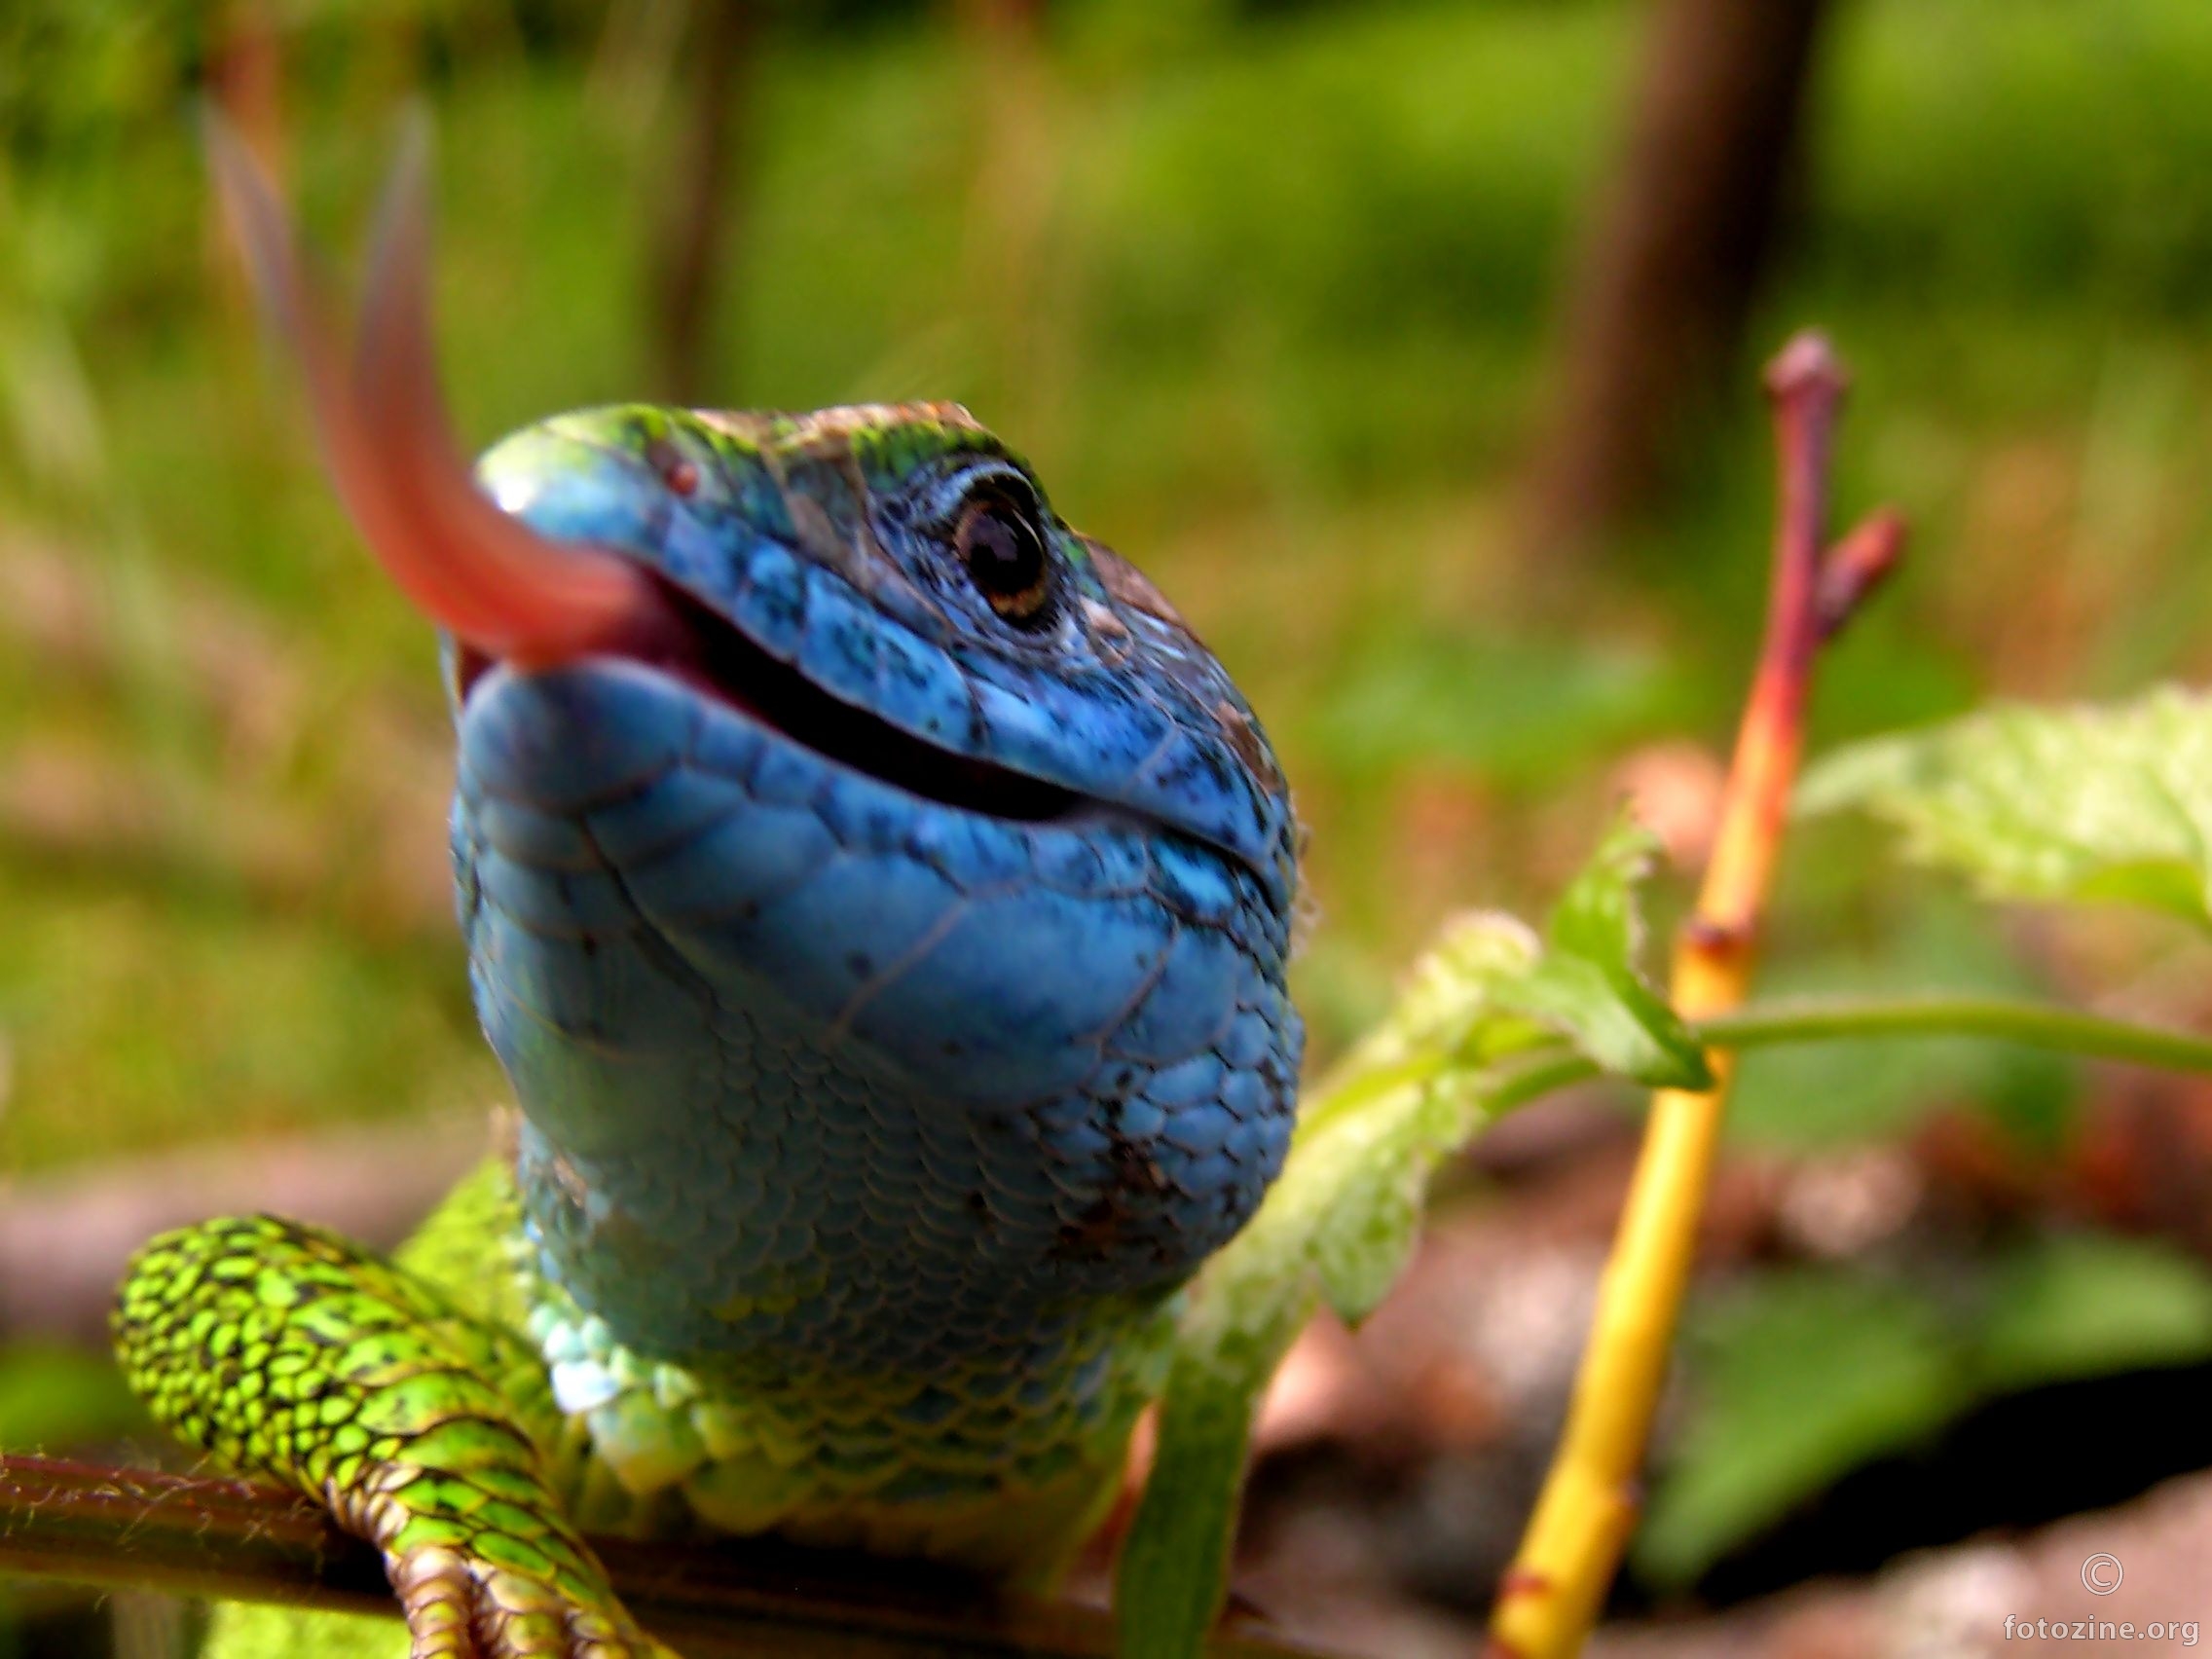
118 1159 1174 1658
116 1165 660 1658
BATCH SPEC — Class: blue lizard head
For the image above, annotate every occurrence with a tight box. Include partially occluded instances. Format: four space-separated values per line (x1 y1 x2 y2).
446 404 1306 1359
461 403 1296 914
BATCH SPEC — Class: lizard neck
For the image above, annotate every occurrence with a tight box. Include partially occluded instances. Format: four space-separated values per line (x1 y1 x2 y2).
450 674 1301 1372
493 959 1148 1370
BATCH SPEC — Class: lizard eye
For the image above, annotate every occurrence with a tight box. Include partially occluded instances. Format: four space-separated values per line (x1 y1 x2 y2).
955 489 1053 625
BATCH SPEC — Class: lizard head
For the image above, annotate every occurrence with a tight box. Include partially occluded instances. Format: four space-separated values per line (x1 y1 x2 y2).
211 121 1303 1344
459 401 1297 917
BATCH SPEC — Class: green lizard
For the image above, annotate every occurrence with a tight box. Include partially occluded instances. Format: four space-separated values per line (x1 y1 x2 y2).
112 126 1302 1658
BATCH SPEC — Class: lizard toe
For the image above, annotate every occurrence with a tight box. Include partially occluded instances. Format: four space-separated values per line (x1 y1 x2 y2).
390 1544 667 1659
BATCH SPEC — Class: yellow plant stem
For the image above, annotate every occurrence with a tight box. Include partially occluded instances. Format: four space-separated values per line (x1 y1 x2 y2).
1491 333 1900 1659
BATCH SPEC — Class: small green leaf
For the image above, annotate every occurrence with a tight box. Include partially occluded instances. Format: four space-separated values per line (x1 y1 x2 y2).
1117 821 1693 1657
1495 817 1711 1089
1799 688 2212 926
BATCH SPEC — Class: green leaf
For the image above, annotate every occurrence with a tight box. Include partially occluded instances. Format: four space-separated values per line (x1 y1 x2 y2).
1799 687 2212 925
1116 819 1693 1658
1976 1232 2212 1392
1338 817 1708 1093
1636 1272 1969 1588
1498 818 1711 1090
1638 1233 2212 1589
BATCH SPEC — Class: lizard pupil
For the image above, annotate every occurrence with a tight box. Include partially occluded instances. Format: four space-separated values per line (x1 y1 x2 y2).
956 494 1051 623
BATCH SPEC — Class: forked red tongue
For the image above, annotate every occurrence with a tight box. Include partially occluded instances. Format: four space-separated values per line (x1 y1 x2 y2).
204 113 653 668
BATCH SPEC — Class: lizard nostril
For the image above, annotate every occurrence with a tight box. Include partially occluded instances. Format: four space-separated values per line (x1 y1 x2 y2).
645 439 700 498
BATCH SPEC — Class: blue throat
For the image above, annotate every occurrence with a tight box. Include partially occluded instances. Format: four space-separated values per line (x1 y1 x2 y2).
447 405 1303 1374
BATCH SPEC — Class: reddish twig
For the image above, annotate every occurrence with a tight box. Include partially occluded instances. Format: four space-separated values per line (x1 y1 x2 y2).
1816 507 1908 641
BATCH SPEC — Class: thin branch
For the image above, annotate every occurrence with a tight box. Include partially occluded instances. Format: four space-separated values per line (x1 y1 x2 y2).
1492 331 1889 1657
0 1457 391 1614
1700 994 2212 1075
0 1455 1338 1659
1477 994 2212 1110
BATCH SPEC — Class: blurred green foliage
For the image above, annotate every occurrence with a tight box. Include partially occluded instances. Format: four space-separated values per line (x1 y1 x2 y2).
1804 686 2212 925
0 1346 138 1454
1729 893 2077 1152
1641 1233 2212 1586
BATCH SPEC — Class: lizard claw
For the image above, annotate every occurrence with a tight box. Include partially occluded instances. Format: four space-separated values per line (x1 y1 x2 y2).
390 1544 674 1659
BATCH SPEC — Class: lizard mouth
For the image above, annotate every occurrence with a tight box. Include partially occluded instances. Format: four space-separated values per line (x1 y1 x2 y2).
456 572 1082 823
208 120 1076 826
